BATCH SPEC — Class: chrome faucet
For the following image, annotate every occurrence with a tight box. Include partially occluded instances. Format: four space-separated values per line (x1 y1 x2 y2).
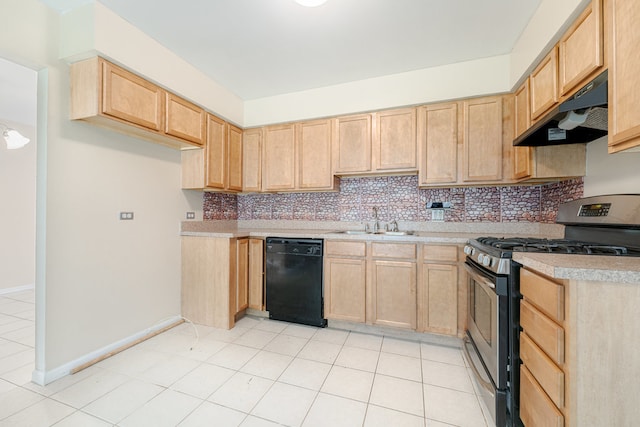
388 220 399 232
372 207 380 233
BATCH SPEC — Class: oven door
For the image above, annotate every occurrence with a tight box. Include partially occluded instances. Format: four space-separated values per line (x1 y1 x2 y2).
464 260 501 386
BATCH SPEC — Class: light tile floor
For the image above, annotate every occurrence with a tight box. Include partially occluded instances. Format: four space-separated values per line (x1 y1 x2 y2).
0 290 490 427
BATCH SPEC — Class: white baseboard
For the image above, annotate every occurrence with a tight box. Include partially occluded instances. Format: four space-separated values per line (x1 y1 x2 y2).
31 315 183 386
0 284 35 296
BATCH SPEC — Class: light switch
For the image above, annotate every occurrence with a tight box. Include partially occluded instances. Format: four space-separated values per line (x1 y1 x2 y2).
119 212 134 220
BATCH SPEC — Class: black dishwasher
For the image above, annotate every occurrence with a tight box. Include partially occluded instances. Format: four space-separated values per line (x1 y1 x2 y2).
265 237 326 328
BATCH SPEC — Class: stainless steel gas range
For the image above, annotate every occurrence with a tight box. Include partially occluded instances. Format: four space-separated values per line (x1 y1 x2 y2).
463 194 640 427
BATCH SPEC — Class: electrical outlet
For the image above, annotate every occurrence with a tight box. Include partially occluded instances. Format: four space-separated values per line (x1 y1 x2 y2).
119 212 134 220
431 210 445 222
186 212 196 219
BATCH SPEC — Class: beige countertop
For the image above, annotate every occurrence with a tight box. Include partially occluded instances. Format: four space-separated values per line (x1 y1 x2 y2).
513 253 640 284
180 220 564 245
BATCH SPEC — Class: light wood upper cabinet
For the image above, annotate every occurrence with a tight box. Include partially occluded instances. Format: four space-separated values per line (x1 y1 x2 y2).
513 81 533 180
530 48 559 121
70 57 203 149
262 124 297 191
462 96 504 182
374 108 417 171
165 93 206 146
333 114 372 174
297 119 334 190
514 80 531 139
418 103 459 185
227 124 243 191
100 60 164 132
243 128 262 192
608 0 640 152
181 115 244 191
558 0 604 97
205 114 227 189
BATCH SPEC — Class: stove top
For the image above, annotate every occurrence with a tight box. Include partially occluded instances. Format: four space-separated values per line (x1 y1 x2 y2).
475 237 639 256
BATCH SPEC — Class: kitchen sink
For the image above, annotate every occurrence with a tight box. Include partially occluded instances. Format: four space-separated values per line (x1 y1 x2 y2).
331 230 415 236
383 231 415 236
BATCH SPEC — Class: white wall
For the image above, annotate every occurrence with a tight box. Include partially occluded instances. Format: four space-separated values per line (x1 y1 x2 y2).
0 121 36 292
584 137 640 196
1 0 202 381
244 55 511 127
60 2 244 126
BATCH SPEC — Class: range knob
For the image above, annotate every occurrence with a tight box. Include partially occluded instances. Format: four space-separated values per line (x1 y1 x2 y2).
463 245 475 256
476 253 484 264
482 255 492 267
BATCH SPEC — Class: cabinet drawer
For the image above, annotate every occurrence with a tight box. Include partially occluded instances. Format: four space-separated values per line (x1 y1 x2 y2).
520 269 565 322
520 300 564 365
520 365 564 427
325 241 366 258
371 243 416 259
423 244 458 262
521 332 565 408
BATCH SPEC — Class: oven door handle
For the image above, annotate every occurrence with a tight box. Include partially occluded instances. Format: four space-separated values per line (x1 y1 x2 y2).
463 263 496 290
462 336 496 396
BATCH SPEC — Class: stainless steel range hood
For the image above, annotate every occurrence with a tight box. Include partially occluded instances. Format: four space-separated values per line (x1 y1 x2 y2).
513 70 608 146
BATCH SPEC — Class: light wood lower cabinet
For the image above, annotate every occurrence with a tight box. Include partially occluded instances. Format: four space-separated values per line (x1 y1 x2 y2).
518 266 640 426
324 241 367 323
181 236 237 329
370 243 417 330
419 244 459 336
248 238 265 310
181 236 265 328
236 238 249 314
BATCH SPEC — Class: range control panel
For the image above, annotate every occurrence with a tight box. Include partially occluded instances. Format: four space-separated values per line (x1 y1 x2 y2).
578 203 612 217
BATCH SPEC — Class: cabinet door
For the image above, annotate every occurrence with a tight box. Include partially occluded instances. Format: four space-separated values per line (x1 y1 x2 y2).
101 60 164 131
530 48 559 120
165 93 206 146
608 0 640 152
205 114 227 189
324 257 366 323
236 238 249 314
263 124 296 191
375 108 417 171
462 96 503 182
248 239 264 310
243 128 262 192
333 114 372 174
513 81 532 181
227 124 243 191
421 263 458 335
558 0 603 96
418 103 458 185
297 119 334 189
372 260 417 329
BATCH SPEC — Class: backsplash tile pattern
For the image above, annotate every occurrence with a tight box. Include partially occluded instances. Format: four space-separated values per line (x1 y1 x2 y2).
203 176 584 224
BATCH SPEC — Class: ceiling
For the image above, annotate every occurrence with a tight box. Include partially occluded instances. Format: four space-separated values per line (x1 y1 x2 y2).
38 0 542 100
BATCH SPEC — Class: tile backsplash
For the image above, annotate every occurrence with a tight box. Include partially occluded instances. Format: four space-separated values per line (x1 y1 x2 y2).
203 176 584 224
